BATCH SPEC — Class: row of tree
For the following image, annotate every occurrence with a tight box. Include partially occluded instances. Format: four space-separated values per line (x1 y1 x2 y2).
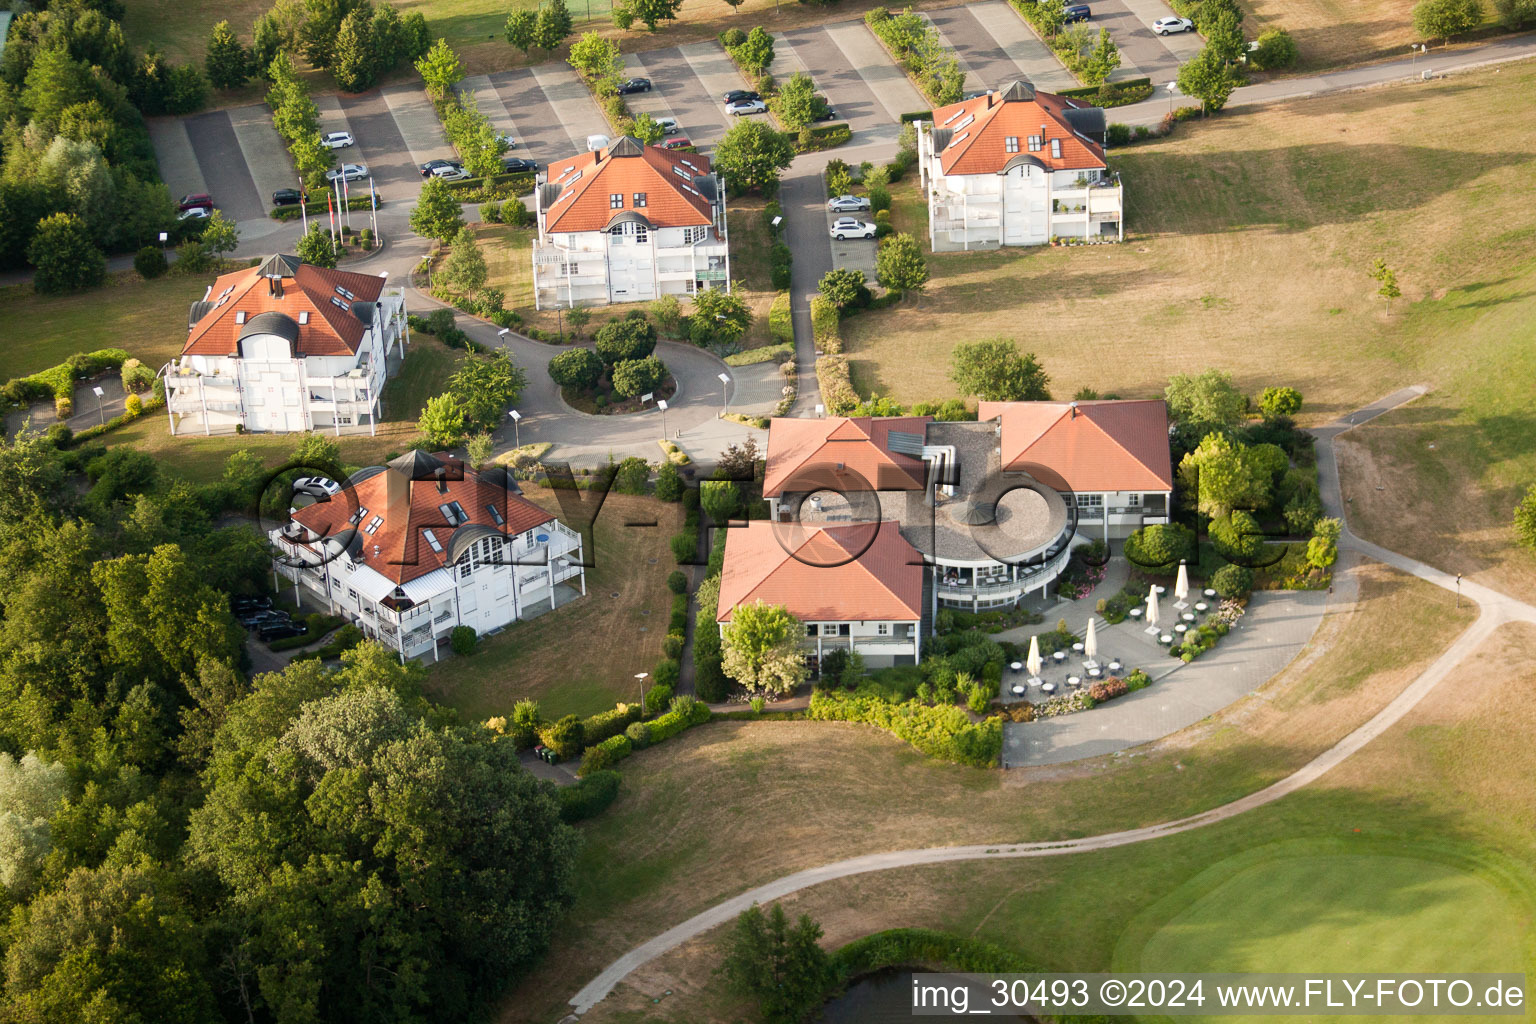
210 0 431 93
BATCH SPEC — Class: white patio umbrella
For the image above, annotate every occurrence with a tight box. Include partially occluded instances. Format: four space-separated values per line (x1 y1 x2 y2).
1145 585 1161 634
1174 560 1190 608
1026 635 1043 681
1084 618 1099 667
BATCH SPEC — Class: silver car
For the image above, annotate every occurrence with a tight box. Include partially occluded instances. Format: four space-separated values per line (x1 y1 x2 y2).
726 98 767 115
326 163 369 183
827 194 871 213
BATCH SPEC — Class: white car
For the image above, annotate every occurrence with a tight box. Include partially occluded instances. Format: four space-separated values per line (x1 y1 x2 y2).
830 216 876 240
177 206 210 221
827 194 871 213
293 476 342 499
326 163 368 183
1153 15 1194 33
587 133 611 152
726 98 767 116
321 131 355 149
429 164 471 181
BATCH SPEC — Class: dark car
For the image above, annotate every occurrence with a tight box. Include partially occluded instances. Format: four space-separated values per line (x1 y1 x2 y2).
272 188 305 207
1063 4 1091 21
178 192 214 212
813 107 839 122
420 158 459 177
618 77 651 94
260 624 306 643
501 156 540 173
722 89 760 105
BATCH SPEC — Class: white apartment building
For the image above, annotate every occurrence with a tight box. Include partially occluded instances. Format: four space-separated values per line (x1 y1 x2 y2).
163 254 407 436
532 136 731 308
917 80 1123 251
271 451 586 662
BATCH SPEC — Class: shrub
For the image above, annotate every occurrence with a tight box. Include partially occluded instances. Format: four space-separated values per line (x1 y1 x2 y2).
612 456 650 495
123 394 143 418
670 530 697 563
1106 123 1132 146
134 246 168 279
646 698 712 744
510 698 542 749
579 733 633 775
816 355 858 415
1250 28 1299 69
558 770 621 821
121 359 156 393
610 355 667 399
1210 563 1254 599
549 348 603 390
448 624 477 654
46 424 72 447
1413 0 1481 39
807 692 1001 767
624 721 651 748
769 242 793 289
663 630 685 659
655 460 683 501
644 681 674 714
654 657 681 689
665 570 689 595
1124 523 1195 573
1087 678 1129 703
810 296 843 354
720 27 747 47
668 594 689 632
582 704 643 746
539 714 586 759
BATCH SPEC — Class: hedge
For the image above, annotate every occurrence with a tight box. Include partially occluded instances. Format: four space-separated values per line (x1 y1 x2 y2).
267 613 345 651
769 241 792 289
1055 78 1155 108
444 171 539 203
558 769 622 821
578 733 633 775
816 355 858 415
4 349 132 410
768 291 793 347
269 193 381 221
724 342 792 367
899 110 931 123
581 703 643 746
1057 76 1151 98
794 122 851 152
806 692 1002 767
646 699 712 744
810 296 841 353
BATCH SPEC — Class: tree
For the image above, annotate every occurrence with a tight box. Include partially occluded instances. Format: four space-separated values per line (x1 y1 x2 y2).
875 232 928 294
1203 6 1246 63
733 25 776 75
411 176 465 243
1250 26 1298 68
689 288 753 345
773 72 821 130
205 20 251 89
610 356 668 398
295 223 338 268
630 0 685 30
1258 386 1303 420
1123 522 1195 571
721 601 806 694
448 350 528 431
27 213 105 294
402 11 433 58
415 37 463 101
1493 0 1536 28
629 111 668 145
200 208 240 259
713 120 795 197
1513 484 1536 551
612 456 651 494
445 226 488 293
548 348 603 390
818 267 865 309
716 436 760 480
1210 509 1264 563
539 712 585 757
719 903 832 1024
535 0 575 50
701 480 741 523
1210 562 1253 598
1177 432 1271 517
251 12 285 76
949 337 1051 402
419 393 468 446
1176 44 1240 115
0 752 67 897
331 7 376 91
1083 28 1121 84
1413 0 1482 39
371 3 407 71
1165 369 1247 428
567 31 623 89
655 459 683 501
505 9 538 54
1370 257 1401 314
595 311 658 364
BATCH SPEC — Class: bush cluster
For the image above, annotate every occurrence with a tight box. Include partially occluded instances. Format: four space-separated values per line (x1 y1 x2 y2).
557 770 622 821
582 704 643 746
578 733 633 775
816 355 858 415
645 697 712 744
864 7 964 106
806 692 1001 767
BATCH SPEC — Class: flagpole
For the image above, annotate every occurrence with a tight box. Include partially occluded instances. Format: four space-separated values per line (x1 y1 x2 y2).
369 176 378 242
328 190 336 245
299 177 308 236
343 174 351 231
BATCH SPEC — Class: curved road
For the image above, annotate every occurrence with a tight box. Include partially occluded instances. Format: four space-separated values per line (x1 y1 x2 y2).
566 386 1536 1015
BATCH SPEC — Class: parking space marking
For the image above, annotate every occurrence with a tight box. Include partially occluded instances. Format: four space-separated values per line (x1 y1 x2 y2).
312 92 356 140
620 53 686 136
228 103 297 217
824 22 926 127
636 46 729 151
183 110 265 224
782 26 884 137
488 68 577 165
770 32 813 79
147 118 208 201
922 12 987 96
529 63 609 153
337 90 419 200
382 83 455 168
968 1 1080 92
1081 0 1160 82
677 41 750 136
1120 0 1204 62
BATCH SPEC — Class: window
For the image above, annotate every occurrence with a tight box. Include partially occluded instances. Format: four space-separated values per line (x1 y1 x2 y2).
1005 136 1019 153
610 193 623 209
877 622 890 635
672 166 692 183
298 311 309 324
349 506 369 525
1125 494 1141 506
633 192 647 207
334 285 355 300
523 529 536 547
560 262 577 276
486 503 504 525
683 226 707 244
1027 135 1042 152
423 529 443 553
347 588 358 601
1051 138 1062 159
438 501 468 525
1076 493 1103 510
634 224 648 243
364 515 384 534
806 624 818 636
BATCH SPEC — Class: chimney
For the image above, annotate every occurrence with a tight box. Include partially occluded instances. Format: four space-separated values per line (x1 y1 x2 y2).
267 276 275 296
435 466 448 494
1070 401 1078 418
384 464 408 536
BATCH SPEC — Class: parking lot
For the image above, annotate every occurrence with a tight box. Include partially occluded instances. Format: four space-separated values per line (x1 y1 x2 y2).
148 103 297 227
928 3 1078 94
781 21 925 146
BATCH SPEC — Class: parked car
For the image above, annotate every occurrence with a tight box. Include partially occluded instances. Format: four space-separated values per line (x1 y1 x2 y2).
1152 15 1194 33
321 131 355 149
272 188 305 206
495 131 517 149
429 164 471 181
178 206 210 221
659 136 692 150
587 133 611 152
178 193 213 211
421 158 457 177
1063 4 1091 21
813 107 839 122
722 89 760 104
260 623 306 643
827 194 871 213
618 77 652 94
326 163 368 183
654 116 680 134
502 156 540 173
726 98 767 116
232 595 272 612
830 217 876 240
962 89 990 101
293 476 341 498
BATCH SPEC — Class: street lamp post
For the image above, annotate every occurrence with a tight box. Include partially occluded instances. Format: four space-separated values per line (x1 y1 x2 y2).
508 408 522 448
657 398 668 439
91 386 106 426
1456 573 1462 608
1165 81 1177 115
717 372 730 417
635 671 649 714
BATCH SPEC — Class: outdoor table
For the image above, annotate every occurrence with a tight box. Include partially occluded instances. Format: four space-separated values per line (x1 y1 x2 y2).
1041 682 1057 693
1204 588 1217 598
1067 676 1081 686
1182 612 1196 622
1159 634 1173 644
1010 661 1023 672
1154 585 1166 594
1011 684 1025 696
1129 607 1143 618
1053 651 1067 662
1194 602 1208 612
1088 668 1101 678
1072 642 1084 653
1174 623 1188 634
1108 661 1122 672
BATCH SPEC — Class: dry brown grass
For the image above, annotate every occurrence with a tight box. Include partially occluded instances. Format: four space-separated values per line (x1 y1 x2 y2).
1237 0 1499 70
498 566 1475 1022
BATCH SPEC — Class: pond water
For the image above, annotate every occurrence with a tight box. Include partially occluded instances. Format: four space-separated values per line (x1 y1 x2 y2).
813 969 1036 1023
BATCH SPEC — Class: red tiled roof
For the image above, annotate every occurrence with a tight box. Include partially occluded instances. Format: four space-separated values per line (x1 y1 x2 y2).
717 520 923 623
183 259 386 357
288 455 555 585
543 141 715 234
761 416 932 497
977 400 1173 492
930 86 1105 177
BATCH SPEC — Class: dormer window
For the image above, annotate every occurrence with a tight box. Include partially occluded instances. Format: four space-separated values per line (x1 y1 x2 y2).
234 311 247 324
364 515 384 534
298 311 310 324
1051 138 1062 159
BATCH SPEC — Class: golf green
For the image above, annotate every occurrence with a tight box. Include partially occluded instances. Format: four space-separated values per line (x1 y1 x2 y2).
1117 842 1533 1021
